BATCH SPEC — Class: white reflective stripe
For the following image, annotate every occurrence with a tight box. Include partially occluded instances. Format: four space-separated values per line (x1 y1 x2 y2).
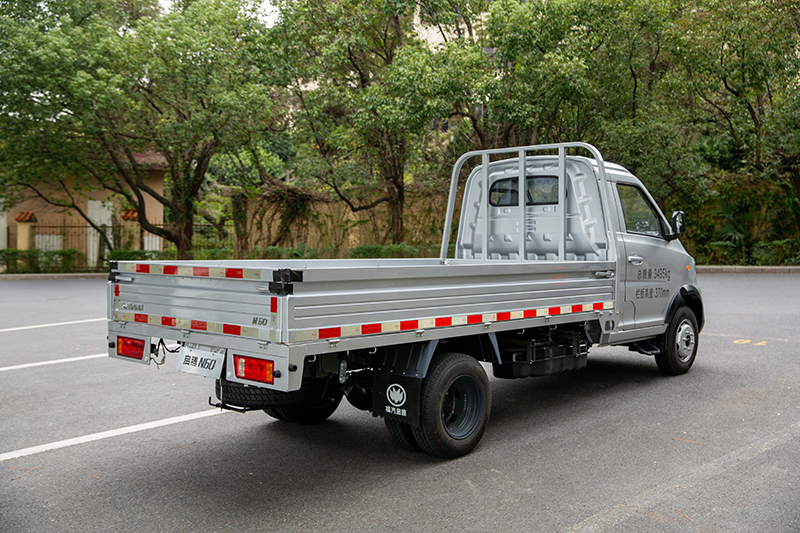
119 264 262 280
291 301 615 342
0 410 228 462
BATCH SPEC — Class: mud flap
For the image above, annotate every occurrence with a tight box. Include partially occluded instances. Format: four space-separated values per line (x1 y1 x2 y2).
373 372 422 426
371 340 438 427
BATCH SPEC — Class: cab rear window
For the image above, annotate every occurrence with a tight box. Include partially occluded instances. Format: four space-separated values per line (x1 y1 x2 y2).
489 176 559 206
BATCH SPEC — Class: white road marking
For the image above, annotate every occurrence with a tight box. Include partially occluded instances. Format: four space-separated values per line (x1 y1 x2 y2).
0 353 107 373
0 409 229 462
0 318 106 333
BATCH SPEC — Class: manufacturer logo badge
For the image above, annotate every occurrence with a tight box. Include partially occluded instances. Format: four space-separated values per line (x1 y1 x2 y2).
386 384 406 407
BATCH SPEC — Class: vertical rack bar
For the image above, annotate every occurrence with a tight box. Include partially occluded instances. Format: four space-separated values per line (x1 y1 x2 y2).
518 149 526 260
558 146 566 261
481 153 489 260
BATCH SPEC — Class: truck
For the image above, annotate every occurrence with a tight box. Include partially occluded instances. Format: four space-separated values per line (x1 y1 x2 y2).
107 142 703 458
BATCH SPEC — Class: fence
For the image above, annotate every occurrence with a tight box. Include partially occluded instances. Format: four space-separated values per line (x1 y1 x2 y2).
3 222 235 271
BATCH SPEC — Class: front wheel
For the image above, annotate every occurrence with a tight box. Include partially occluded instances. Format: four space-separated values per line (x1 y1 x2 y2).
412 352 490 458
656 306 698 375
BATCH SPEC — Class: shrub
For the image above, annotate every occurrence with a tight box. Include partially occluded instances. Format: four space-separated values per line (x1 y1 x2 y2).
752 239 800 266
346 243 419 259
0 249 86 273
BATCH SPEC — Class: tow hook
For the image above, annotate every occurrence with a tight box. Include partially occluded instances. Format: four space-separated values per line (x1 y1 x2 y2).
208 397 248 413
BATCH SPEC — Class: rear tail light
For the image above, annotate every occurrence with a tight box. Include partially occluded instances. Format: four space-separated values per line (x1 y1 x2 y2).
117 336 146 360
234 354 274 384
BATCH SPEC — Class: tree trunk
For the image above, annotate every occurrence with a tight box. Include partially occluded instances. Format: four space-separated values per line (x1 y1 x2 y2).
384 179 405 244
174 216 194 260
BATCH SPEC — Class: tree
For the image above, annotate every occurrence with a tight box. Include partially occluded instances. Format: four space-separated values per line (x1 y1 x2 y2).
270 0 476 244
0 0 287 258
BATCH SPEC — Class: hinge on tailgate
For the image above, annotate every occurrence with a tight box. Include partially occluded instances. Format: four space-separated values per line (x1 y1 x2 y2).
268 268 304 295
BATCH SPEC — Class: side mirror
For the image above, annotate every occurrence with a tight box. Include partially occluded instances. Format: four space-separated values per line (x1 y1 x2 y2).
668 211 685 241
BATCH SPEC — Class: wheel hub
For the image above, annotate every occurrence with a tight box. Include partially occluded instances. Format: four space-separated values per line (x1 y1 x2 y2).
675 320 696 362
441 375 482 440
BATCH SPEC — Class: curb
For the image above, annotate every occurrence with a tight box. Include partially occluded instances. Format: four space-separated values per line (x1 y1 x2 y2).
0 272 108 281
696 265 800 274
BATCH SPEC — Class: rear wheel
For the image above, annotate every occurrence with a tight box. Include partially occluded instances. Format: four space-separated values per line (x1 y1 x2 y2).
656 306 698 375
264 408 290 421
271 389 344 424
412 352 490 458
384 418 423 452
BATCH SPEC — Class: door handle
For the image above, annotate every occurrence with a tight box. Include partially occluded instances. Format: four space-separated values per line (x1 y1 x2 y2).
628 254 644 266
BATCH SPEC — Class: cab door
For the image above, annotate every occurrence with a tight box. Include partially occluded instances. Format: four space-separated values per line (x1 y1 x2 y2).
616 183 677 329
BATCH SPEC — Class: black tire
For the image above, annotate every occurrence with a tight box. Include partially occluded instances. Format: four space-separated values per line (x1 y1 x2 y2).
272 389 344 424
264 408 290 421
216 377 328 409
656 306 698 375
384 418 423 452
412 352 490 458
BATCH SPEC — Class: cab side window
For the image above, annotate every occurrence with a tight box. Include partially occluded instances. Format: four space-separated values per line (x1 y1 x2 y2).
617 184 663 238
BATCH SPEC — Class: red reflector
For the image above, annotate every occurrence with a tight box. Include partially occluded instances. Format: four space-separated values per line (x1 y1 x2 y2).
400 320 418 331
362 323 381 334
234 355 274 384
117 336 146 360
225 268 243 279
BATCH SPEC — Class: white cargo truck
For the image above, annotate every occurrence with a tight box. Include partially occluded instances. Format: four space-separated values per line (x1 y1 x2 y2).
107 143 703 458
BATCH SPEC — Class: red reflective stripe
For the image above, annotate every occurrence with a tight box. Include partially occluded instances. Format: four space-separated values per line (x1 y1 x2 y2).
223 324 241 336
497 312 511 321
362 323 381 335
114 284 119 297
162 316 176 327
193 267 209 277
435 317 452 327
319 327 341 339
163 265 178 275
270 297 277 313
191 320 207 331
467 314 482 324
572 305 583 313
593 302 604 310
400 320 418 331
134 314 148 323
548 307 561 315
136 264 150 273
524 309 537 318
225 268 243 279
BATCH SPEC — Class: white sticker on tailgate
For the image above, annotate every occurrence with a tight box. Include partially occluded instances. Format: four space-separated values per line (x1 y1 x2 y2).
177 343 225 379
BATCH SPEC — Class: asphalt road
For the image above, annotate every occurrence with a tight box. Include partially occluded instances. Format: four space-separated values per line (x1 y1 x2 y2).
1 275 799 532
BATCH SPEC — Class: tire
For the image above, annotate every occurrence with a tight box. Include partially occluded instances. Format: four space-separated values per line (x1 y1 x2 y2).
216 377 328 409
412 352 491 458
264 408 290 421
384 418 423 452
656 306 698 375
272 389 344 424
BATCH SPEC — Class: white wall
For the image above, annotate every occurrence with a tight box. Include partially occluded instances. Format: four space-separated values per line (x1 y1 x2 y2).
0 210 7 249
87 200 115 265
